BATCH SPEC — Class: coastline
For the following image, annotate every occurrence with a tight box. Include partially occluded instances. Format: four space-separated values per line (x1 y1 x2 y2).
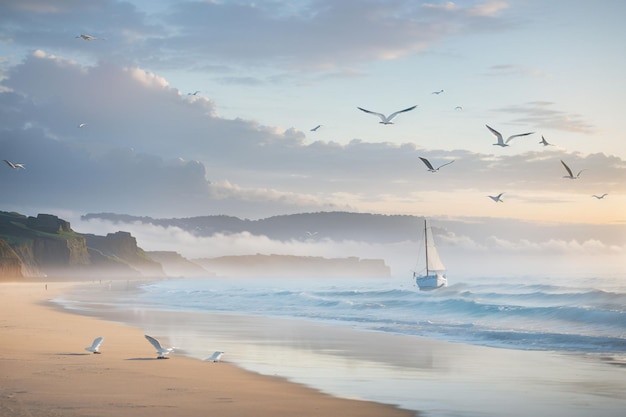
47 277 626 417
0 280 414 417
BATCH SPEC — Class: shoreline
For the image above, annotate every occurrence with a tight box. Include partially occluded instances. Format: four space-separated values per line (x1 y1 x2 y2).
47 276 626 417
0 280 415 417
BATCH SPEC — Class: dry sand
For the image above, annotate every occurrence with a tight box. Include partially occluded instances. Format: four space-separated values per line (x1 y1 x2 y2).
0 281 415 417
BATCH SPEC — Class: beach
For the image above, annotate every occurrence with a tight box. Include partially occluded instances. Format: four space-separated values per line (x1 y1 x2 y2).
0 281 414 417
3 278 626 417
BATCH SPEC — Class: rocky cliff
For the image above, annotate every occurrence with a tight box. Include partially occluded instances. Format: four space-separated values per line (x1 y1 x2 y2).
0 239 23 280
0 211 164 279
84 232 164 277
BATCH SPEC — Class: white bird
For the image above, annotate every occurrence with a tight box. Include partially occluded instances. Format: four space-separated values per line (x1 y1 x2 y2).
432 89 444 95
205 351 224 362
305 231 318 238
357 105 417 124
78 123 87 128
310 124 322 132
560 160 585 179
4 160 25 169
419 157 455 172
85 337 104 354
486 125 534 147
188 90 200 96
144 334 174 359
76 34 104 41
539 136 552 146
592 193 608 199
488 193 504 203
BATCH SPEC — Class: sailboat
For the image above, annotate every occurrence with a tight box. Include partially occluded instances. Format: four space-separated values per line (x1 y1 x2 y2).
414 220 448 290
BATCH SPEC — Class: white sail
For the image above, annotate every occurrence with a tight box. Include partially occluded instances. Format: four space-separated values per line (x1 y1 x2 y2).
425 224 446 273
415 220 448 290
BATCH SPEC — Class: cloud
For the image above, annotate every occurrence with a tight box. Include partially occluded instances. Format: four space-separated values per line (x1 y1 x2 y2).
484 64 549 78
468 0 510 17
0 0 522 73
0 51 624 221
495 101 597 134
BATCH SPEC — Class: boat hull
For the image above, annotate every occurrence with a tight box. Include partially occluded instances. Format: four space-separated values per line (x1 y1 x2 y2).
415 273 447 290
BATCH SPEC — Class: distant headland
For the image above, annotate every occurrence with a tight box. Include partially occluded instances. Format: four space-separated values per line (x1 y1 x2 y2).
0 211 391 280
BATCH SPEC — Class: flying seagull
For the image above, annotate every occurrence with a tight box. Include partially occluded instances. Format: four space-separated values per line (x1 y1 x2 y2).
418 157 455 172
310 124 322 132
455 106 463 111
592 193 608 199
486 125 534 147
76 34 104 41
85 337 104 354
357 105 417 124
4 160 25 169
539 136 553 146
488 193 504 203
432 89 444 95
187 91 200 96
78 123 87 128
205 351 224 362
560 160 585 179
144 334 174 359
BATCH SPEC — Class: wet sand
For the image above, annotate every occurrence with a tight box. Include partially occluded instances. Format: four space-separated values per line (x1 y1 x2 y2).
0 281 414 417
54 279 626 417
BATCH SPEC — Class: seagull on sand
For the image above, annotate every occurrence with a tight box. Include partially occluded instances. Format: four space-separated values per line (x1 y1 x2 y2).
310 124 322 132
85 337 104 354
205 351 224 362
357 105 417 124
76 34 104 41
4 160 25 169
486 125 534 147
432 89 444 95
539 136 553 146
419 157 455 172
560 160 585 179
592 193 608 199
144 334 174 359
488 193 504 203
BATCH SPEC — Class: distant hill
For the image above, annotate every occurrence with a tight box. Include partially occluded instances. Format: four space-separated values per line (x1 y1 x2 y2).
82 211 425 243
194 254 390 278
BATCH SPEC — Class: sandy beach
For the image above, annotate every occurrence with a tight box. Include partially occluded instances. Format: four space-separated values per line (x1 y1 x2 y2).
0 281 414 417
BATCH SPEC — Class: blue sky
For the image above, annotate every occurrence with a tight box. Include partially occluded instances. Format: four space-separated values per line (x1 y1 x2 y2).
0 0 625 274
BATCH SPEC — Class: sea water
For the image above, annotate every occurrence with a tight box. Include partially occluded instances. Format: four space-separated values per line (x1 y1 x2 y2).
56 274 626 417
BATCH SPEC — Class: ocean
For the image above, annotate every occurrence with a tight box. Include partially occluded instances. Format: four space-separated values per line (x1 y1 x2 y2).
56 274 626 417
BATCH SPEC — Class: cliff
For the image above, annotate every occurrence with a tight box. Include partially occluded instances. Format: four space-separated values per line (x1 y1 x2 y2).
0 211 164 279
194 254 391 278
0 239 23 280
83 232 164 277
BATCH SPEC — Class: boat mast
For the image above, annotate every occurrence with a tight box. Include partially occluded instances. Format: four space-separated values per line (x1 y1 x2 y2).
424 219 429 275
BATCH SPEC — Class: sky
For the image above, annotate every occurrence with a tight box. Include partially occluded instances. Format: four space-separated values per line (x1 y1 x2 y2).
0 0 625 275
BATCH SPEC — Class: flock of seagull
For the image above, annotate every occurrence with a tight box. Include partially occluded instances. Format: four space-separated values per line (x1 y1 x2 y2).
312 100 607 203
84 334 224 361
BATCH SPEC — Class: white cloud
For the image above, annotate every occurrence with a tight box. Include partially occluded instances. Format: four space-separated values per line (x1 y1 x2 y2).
468 0 509 17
